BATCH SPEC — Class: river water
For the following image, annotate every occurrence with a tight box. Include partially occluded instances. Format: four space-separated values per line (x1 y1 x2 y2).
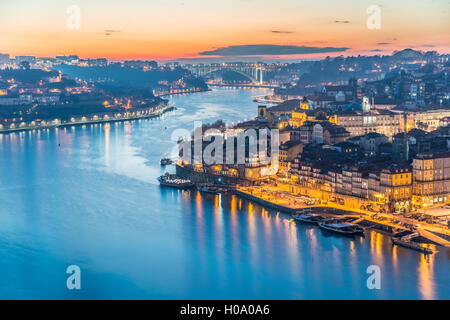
0 87 448 299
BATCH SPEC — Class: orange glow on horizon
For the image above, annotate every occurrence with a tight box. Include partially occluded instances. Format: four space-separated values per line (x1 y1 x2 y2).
1 1 449 61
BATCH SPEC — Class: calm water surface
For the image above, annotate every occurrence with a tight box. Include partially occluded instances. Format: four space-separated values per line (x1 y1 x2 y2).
0 87 448 299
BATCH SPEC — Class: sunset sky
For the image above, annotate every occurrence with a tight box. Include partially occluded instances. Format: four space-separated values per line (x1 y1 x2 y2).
1 0 449 61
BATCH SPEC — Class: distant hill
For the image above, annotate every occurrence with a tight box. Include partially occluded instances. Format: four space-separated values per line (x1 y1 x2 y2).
54 64 208 91
0 68 59 84
275 48 443 96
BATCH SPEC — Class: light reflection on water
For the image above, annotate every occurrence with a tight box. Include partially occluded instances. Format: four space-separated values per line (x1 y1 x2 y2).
0 87 448 299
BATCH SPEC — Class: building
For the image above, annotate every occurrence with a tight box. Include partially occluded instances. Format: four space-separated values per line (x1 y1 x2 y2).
293 121 350 145
412 152 450 209
368 170 382 207
440 117 450 127
305 95 336 110
14 55 36 64
330 109 402 138
330 141 360 156
348 132 389 156
392 128 449 161
323 79 358 99
268 100 301 117
399 107 450 132
288 110 307 128
314 121 350 145
279 141 303 172
287 108 317 128
0 53 10 65
379 164 412 213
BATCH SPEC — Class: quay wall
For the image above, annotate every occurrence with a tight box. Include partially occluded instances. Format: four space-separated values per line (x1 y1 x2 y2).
154 88 210 97
234 189 297 214
176 165 252 186
0 104 175 134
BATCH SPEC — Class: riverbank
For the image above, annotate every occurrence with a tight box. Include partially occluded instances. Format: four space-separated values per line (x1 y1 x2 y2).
0 103 176 134
154 88 210 97
208 83 278 89
235 186 450 247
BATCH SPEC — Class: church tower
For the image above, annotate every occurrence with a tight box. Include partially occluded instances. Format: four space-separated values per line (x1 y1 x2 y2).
257 105 272 122
362 96 371 113
300 96 309 110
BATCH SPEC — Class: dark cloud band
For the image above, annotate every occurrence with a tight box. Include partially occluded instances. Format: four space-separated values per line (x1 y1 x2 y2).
199 45 349 56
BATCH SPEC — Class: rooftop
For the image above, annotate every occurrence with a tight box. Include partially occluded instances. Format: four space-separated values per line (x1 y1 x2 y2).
414 151 450 160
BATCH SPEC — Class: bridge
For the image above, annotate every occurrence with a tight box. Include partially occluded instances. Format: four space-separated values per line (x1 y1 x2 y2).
186 64 266 84
206 82 278 89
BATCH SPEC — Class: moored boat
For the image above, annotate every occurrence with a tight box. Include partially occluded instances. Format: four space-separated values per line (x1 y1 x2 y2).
197 185 220 194
392 238 433 254
157 174 194 189
294 213 326 225
295 208 313 215
160 158 173 166
319 222 365 236
197 184 230 194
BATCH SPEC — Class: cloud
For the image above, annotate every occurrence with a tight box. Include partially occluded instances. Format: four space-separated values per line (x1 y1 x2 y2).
270 30 294 34
301 41 326 44
199 45 349 56
372 49 383 52
376 42 390 45
104 29 121 36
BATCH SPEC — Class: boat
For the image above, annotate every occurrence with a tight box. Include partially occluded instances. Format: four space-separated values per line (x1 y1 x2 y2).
197 185 220 194
197 184 229 194
319 222 365 236
392 238 433 254
294 213 327 225
295 208 313 215
157 174 194 189
160 158 173 166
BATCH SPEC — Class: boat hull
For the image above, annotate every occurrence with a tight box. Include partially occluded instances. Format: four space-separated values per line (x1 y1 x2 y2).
159 182 194 189
157 175 194 189
294 214 326 225
295 218 322 225
392 238 433 254
319 224 365 237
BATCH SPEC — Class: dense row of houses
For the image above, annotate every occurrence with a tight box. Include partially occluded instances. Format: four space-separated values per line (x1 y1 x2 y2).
263 96 450 213
287 148 449 213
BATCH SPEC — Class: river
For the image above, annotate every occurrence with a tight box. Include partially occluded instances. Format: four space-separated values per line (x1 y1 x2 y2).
0 87 448 299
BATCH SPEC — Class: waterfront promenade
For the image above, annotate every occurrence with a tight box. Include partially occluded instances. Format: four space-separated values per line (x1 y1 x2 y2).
0 103 175 134
236 185 450 247
153 88 209 97
208 83 278 89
